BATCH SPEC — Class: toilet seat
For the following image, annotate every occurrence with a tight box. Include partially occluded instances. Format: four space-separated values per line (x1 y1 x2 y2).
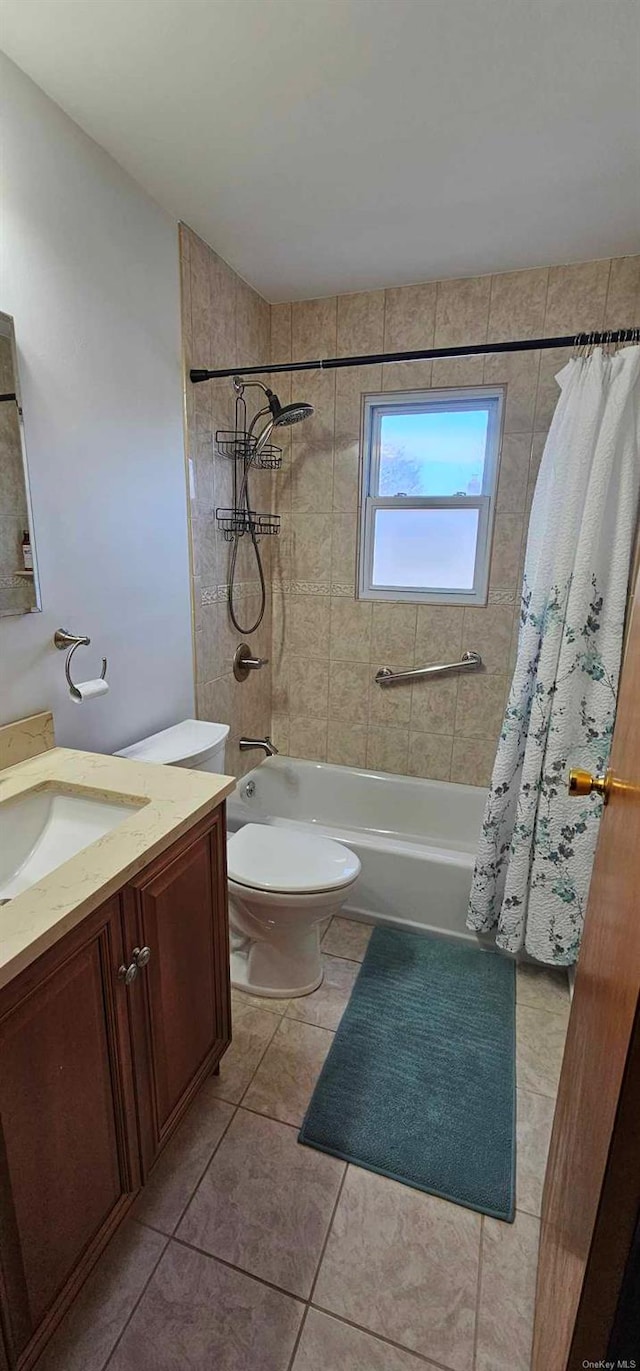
227 823 359 895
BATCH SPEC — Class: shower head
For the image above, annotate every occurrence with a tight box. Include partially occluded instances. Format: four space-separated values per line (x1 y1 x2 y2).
232 375 313 428
270 396 314 427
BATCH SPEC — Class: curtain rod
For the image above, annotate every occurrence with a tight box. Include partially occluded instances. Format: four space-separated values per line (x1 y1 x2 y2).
190 328 640 384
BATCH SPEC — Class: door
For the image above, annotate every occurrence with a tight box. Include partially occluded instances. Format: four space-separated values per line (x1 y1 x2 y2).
0 897 139 1366
123 808 231 1174
532 568 640 1369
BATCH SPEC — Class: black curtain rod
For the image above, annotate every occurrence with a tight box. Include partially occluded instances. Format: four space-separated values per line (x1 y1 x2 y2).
190 328 639 383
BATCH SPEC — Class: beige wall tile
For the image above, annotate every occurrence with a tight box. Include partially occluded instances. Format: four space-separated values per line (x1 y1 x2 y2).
488 268 548 343
366 724 409 775
410 677 458 733
490 514 524 591
383 282 437 352
270 714 290 754
328 662 370 724
415 605 464 664
291 444 334 513
287 594 331 659
455 674 507 739
370 602 417 663
407 732 453 781
292 297 337 361
484 350 539 433
289 656 329 720
533 345 573 430
430 355 484 389
496 434 532 513
604 255 640 329
327 720 368 768
291 512 332 583
330 513 358 590
543 259 610 337
332 445 360 512
368 670 412 726
434 275 491 348
463 605 514 674
337 290 385 356
330 598 372 661
382 359 433 391
289 718 328 761
450 736 496 787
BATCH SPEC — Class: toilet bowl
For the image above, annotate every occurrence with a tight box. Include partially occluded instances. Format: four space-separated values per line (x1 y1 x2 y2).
114 720 361 999
227 823 361 997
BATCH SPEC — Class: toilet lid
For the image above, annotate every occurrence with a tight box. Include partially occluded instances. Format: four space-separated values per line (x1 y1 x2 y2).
227 823 360 894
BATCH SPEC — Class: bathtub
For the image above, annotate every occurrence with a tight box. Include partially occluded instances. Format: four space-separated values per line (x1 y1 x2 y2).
226 756 488 942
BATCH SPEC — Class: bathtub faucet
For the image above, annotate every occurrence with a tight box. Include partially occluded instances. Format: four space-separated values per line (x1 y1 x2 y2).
239 736 279 758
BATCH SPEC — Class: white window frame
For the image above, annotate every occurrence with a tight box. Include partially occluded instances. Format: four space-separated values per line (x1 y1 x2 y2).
357 386 504 606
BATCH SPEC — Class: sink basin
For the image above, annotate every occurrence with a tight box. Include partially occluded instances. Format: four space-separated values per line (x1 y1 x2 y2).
0 787 143 901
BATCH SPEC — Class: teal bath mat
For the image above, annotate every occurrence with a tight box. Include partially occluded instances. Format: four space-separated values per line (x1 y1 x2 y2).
299 927 516 1220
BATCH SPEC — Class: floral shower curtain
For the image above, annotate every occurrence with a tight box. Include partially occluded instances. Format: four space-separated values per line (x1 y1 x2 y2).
467 345 640 965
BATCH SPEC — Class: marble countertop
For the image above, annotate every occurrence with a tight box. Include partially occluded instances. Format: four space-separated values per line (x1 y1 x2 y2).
0 746 235 990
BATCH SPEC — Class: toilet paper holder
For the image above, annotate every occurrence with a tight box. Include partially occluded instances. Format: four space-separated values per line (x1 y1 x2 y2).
54 628 108 701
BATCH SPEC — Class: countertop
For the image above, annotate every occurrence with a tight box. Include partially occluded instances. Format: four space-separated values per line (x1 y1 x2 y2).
0 746 235 990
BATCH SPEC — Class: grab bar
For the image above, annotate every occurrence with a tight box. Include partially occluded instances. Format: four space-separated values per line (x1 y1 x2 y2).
375 650 483 688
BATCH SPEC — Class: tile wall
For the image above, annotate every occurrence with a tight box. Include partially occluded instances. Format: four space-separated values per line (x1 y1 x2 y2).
269 256 640 784
180 225 273 778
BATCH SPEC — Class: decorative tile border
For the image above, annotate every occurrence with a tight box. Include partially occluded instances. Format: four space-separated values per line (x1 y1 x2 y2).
201 580 265 606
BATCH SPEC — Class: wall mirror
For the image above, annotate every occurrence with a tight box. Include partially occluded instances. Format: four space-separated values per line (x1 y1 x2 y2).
0 312 40 616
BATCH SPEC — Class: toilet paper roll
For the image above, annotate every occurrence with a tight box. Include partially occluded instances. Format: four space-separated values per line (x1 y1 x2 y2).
71 678 110 703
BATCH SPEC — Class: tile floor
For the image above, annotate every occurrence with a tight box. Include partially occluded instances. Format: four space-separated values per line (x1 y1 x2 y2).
38 917 570 1371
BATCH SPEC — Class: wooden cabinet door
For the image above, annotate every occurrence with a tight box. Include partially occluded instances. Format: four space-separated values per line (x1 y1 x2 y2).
0 897 139 1366
124 808 230 1173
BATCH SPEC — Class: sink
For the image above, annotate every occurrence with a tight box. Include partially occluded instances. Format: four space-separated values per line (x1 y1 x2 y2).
0 788 143 901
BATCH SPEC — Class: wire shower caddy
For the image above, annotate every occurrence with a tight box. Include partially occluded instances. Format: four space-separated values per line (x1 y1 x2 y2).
215 386 281 541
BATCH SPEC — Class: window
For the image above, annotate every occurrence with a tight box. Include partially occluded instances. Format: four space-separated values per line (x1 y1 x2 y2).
358 387 504 606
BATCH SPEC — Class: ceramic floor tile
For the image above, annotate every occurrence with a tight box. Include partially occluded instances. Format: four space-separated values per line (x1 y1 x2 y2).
516 963 570 1019
321 917 372 962
107 1240 303 1371
314 1166 480 1371
177 1108 344 1297
476 1210 540 1371
132 1085 235 1234
242 1017 335 1126
209 1003 280 1105
285 954 359 1031
231 986 291 1016
293 1308 437 1370
516 1004 567 1098
38 1221 166 1371
516 1088 555 1218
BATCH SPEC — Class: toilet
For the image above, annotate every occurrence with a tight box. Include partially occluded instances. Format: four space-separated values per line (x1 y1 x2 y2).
115 720 361 998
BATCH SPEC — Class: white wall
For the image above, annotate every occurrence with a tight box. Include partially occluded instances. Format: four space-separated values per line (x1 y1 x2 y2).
0 54 194 752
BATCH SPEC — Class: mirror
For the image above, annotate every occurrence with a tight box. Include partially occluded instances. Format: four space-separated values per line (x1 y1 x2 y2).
0 312 40 616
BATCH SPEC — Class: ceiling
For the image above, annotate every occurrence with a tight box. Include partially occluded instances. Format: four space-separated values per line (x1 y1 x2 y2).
2 0 639 301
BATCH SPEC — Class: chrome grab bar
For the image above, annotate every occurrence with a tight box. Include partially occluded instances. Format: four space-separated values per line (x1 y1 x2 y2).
375 650 483 688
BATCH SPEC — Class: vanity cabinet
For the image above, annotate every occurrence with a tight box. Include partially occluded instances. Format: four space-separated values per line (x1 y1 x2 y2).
0 804 230 1370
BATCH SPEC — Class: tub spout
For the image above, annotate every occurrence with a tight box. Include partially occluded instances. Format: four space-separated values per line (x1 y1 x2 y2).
239 736 279 758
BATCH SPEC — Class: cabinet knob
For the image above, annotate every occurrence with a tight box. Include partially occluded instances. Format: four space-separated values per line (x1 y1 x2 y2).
118 961 138 985
134 946 151 968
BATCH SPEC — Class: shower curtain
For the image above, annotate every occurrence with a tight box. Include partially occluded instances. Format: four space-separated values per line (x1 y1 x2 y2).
467 345 640 965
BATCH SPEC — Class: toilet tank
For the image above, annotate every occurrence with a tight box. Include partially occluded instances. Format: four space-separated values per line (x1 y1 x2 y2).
115 720 229 773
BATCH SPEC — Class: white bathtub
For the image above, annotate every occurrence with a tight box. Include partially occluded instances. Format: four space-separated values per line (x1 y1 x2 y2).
226 756 488 942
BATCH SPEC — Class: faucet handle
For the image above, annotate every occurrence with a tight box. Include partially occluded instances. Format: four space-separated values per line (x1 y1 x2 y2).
234 644 270 681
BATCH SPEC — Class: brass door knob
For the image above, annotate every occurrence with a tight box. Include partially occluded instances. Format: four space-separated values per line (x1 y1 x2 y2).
568 768 611 803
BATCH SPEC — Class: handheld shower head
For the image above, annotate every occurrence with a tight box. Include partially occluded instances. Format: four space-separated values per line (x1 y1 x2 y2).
233 376 314 430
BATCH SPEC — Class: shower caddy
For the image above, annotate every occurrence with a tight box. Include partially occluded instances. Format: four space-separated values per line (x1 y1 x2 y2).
215 384 281 541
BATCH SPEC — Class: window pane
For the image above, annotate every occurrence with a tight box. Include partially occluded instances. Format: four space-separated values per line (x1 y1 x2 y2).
372 507 479 590
378 407 490 497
